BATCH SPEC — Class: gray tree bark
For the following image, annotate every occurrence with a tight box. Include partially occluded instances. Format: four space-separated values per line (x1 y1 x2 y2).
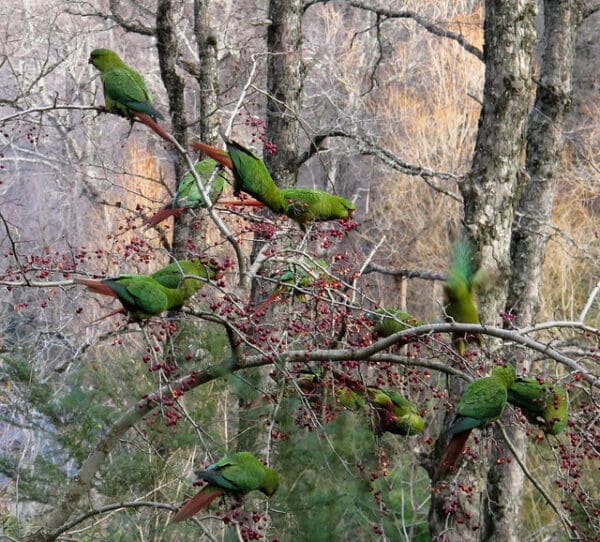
429 1 538 539
483 3 580 540
264 0 304 187
156 0 187 178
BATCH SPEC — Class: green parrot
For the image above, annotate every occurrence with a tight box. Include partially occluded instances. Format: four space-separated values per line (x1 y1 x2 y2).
254 258 327 314
75 276 193 320
191 138 287 214
507 376 568 435
75 259 218 320
369 308 422 338
148 259 220 292
368 387 424 436
436 364 515 477
144 160 227 227
280 188 355 230
335 386 367 411
443 237 484 355
171 451 279 523
88 48 163 121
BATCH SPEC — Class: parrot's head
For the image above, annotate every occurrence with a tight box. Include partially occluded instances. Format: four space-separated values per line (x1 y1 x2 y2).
492 364 516 387
261 468 280 497
89 48 123 71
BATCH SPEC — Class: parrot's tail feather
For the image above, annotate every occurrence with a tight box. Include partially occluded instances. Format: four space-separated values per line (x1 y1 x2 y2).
191 141 234 169
170 487 225 523
218 198 264 207
74 278 118 297
144 206 185 228
436 430 471 478
254 291 282 315
133 112 173 143
89 308 126 323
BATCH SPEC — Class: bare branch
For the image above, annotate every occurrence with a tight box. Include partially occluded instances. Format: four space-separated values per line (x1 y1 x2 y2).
298 130 462 200
363 262 446 281
344 0 483 60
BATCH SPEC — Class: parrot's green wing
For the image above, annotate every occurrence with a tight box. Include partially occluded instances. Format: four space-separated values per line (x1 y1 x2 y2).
203 452 279 495
224 138 287 214
452 365 515 434
150 259 218 296
175 159 226 208
336 387 366 411
102 68 160 119
105 277 173 318
370 308 422 338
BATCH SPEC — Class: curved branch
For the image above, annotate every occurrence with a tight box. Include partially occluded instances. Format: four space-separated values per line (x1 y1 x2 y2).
344 0 483 60
49 501 177 539
298 130 462 201
362 262 446 281
497 422 576 539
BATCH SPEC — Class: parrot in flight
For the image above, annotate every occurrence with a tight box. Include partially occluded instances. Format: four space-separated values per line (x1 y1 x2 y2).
443 237 485 355
191 138 286 213
369 308 422 338
144 160 226 227
436 364 515 477
89 48 163 121
280 188 355 231
75 259 218 320
507 376 568 435
171 451 279 523
367 387 424 436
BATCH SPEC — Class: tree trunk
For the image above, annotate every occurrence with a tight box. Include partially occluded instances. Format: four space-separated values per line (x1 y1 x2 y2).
193 0 220 143
156 0 187 177
237 0 305 452
264 0 304 188
170 0 222 258
483 2 579 540
429 1 537 539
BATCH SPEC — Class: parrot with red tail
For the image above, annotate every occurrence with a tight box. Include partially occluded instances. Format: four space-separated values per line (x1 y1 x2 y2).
436 364 515 477
144 160 226 227
171 451 279 523
75 259 218 320
191 138 287 213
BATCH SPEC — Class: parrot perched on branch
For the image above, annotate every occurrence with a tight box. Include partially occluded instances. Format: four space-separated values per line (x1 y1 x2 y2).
89 48 163 121
443 237 485 355
280 188 355 230
144 160 226 227
191 138 286 213
191 138 356 229
507 376 568 435
75 259 218 320
436 364 515 477
171 451 279 523
367 387 424 436
369 308 422 338
254 259 327 314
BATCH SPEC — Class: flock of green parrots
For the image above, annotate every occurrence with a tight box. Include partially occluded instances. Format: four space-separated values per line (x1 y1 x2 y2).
83 48 568 523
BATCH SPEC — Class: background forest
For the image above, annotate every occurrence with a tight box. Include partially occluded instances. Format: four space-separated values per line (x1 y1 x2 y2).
1 0 599 541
